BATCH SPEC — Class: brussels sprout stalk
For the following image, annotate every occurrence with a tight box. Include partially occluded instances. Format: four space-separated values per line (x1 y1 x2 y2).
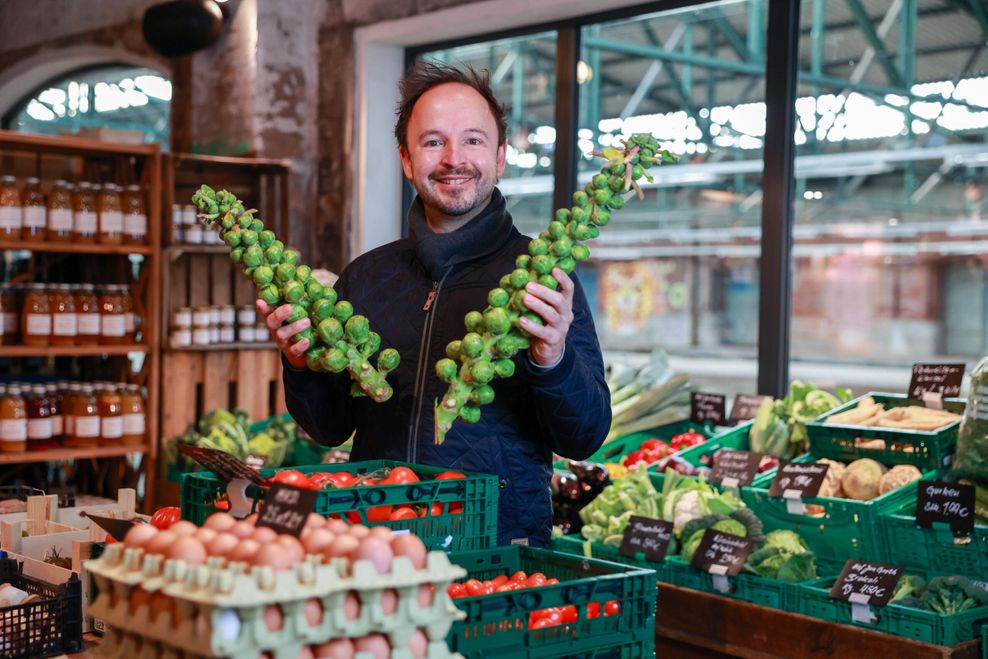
433 133 677 443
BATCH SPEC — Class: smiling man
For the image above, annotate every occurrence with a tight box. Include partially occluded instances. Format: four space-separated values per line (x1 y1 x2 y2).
263 61 611 547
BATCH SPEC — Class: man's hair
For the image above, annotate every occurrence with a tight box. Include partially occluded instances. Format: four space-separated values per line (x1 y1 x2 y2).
395 60 508 150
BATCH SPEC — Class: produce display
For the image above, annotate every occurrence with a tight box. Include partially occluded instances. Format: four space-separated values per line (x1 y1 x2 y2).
812 458 922 501
164 408 311 469
604 351 692 443
622 430 705 470
891 575 988 614
825 396 962 431
550 460 610 535
951 357 988 522
433 136 678 443
192 185 400 402
750 380 851 459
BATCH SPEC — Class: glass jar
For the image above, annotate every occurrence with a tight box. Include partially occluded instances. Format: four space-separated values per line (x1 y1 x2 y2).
192 322 210 346
99 285 126 344
20 177 46 242
25 385 52 451
47 180 74 242
75 284 100 344
72 182 98 242
121 285 137 343
0 175 21 239
50 284 77 347
63 382 81 440
21 283 51 347
122 185 147 245
220 324 235 344
0 284 17 346
173 307 192 329
97 183 123 244
184 223 203 245
170 204 184 244
192 307 211 328
0 386 27 453
120 384 146 446
97 384 123 446
47 383 63 443
69 385 100 448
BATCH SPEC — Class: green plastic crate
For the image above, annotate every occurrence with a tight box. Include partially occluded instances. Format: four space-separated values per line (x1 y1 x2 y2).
670 422 751 468
446 545 656 658
806 393 964 470
180 460 497 551
554 419 713 470
795 576 988 645
742 454 940 565
551 534 677 584
879 498 988 578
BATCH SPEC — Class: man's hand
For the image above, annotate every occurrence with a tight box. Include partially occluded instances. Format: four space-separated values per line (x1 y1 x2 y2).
257 299 310 369
519 267 574 367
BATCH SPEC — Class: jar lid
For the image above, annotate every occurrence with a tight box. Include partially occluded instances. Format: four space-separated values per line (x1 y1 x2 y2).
24 177 40 185
0 175 15 183
125 184 140 192
7 386 21 395
26 282 46 290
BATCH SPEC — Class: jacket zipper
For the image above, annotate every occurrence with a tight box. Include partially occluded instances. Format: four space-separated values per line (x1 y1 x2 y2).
407 269 451 463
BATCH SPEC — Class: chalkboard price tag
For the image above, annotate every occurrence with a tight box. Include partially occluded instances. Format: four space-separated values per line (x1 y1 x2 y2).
177 444 266 485
829 560 903 607
256 483 317 537
710 449 764 488
909 363 965 399
690 530 755 576
728 394 769 424
691 392 726 426
916 480 975 535
768 461 829 499
84 513 140 542
619 516 674 563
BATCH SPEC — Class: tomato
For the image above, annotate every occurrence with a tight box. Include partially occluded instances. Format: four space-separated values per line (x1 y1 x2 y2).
623 450 646 468
586 602 601 619
434 471 466 480
214 499 230 511
604 600 621 616
495 583 518 592
640 438 664 452
428 503 444 516
104 533 118 544
670 431 705 451
269 470 312 489
330 472 357 488
382 466 420 485
544 578 559 585
510 571 528 583
307 473 336 489
560 605 578 623
529 617 552 630
150 506 181 530
388 506 417 521
449 503 463 514
447 582 465 598
344 511 361 524
484 582 495 595
491 575 508 588
525 573 547 588
541 610 562 627
464 579 484 597
367 506 393 523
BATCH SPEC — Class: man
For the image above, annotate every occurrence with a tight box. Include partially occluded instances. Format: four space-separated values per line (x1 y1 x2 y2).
259 61 610 546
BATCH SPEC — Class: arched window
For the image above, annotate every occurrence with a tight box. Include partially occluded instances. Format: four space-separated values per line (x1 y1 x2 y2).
3 65 171 146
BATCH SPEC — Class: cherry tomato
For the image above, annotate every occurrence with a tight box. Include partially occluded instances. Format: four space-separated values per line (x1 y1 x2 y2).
434 471 466 480
560 605 578 623
510 571 528 583
449 503 464 514
382 466 420 485
307 473 336 489
495 583 518 592
388 506 417 521
544 578 559 585
213 499 231 511
640 438 664 452
525 573 547 588
491 575 508 588
269 470 312 489
367 506 393 522
604 600 620 616
447 583 465 598
464 579 484 597
150 506 181 530
344 511 362 524
330 472 357 488
428 503 444 516
541 610 562 627
587 602 601 619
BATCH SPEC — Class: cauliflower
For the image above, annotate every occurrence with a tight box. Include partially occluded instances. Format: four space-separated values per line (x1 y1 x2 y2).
673 490 703 533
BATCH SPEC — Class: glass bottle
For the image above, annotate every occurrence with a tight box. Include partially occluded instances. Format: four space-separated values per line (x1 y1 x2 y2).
122 185 147 245
97 383 123 447
121 284 137 343
0 284 17 346
0 386 27 453
21 283 51 347
47 180 74 242
75 284 100 345
97 183 123 244
20 177 45 242
47 383 64 444
25 385 52 451
63 382 81 440
69 385 100 448
0 175 20 239
50 284 77 347
120 384 146 446
99 285 126 344
71 182 98 243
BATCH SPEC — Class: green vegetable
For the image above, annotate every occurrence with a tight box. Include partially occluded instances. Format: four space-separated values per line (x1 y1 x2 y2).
891 575 988 614
433 135 678 443
750 380 851 459
743 529 817 582
952 357 988 489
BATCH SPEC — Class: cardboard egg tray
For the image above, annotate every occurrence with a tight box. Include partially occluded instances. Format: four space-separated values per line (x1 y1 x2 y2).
86 543 465 658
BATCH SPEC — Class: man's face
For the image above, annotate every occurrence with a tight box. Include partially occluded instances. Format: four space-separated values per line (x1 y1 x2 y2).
399 82 507 232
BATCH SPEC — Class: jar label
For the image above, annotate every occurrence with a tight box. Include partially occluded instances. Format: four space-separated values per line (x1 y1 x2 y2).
23 206 45 229
100 210 123 234
2 312 16 334
185 226 203 244
123 413 145 435
0 207 20 231
101 314 126 337
78 313 100 335
124 213 147 237
53 313 77 336
27 417 52 440
125 312 136 333
102 416 123 439
0 419 27 442
192 327 211 345
220 328 235 343
74 210 97 234
26 313 51 336
65 414 75 436
50 208 73 232
75 416 100 438
51 414 63 436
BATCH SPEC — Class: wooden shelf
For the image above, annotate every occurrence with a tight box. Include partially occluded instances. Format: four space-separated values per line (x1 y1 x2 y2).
165 342 275 352
0 344 149 358
0 130 159 158
0 444 149 465
0 240 153 256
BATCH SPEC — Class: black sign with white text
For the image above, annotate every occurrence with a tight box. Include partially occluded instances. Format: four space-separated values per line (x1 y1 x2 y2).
690 530 755 576
729 394 769 424
255 483 317 537
916 480 975 535
620 516 674 563
691 392 726 425
769 461 829 499
909 363 965 399
830 560 903 606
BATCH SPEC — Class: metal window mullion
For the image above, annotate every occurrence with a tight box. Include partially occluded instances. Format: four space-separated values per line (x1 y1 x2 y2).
553 27 580 213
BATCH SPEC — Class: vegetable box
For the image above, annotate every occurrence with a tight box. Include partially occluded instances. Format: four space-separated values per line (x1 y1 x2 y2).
806 393 964 471
446 545 656 658
879 498 988 579
553 419 713 471
795 575 988 646
180 460 497 551
0 553 84 658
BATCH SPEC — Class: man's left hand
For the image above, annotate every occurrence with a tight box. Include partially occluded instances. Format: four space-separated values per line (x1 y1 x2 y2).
520 267 574 367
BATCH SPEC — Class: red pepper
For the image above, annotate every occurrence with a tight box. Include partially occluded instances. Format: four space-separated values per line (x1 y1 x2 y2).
670 431 705 452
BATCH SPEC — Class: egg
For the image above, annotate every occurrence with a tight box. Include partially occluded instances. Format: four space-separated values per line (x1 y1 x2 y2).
169 520 199 536
347 525 370 539
296 648 315 659
324 535 360 565
252 543 293 571
303 598 323 626
251 526 278 544
416 585 434 608
379 589 397 615
312 638 355 659
229 521 255 539
368 526 393 542
354 633 391 659
145 530 177 556
354 537 394 576
391 534 427 570
263 604 284 632
306 513 326 529
204 512 237 532
195 527 218 545
343 591 360 621
123 524 158 550
244 513 259 525
325 519 350 535
302 529 336 555
229 539 261 565
167 536 208 565
408 629 428 659
206 532 240 558
276 535 305 563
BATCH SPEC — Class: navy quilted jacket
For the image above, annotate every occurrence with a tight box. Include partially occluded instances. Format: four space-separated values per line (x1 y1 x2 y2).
282 189 611 546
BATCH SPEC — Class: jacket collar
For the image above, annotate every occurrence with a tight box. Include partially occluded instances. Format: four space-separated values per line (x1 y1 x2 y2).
408 188 517 280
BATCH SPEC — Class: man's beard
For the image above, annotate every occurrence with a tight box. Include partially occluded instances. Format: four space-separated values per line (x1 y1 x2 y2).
419 167 495 217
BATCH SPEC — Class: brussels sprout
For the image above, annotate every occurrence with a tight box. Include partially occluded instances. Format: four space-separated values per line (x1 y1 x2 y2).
528 238 549 256
471 361 495 385
224 230 242 248
293 328 315 345
321 348 348 373
465 311 485 332
459 405 482 423
241 230 258 247
483 308 511 336
344 315 370 344
333 300 354 323
572 190 590 208
243 245 263 268
287 304 307 323
538 274 559 290
230 247 244 264
306 280 324 299
282 280 304 303
548 221 566 240
571 207 588 224
446 340 462 359
557 256 576 273
555 208 571 223
593 189 612 206
361 331 381 356
509 268 531 290
515 254 531 270
510 290 530 313
282 249 300 266
295 264 312 283
608 194 626 210
591 208 611 226
551 236 573 258
436 358 458 383
259 230 276 248
493 358 516 378
250 219 264 233
472 384 495 405
258 284 279 306
306 347 327 371
264 244 284 264
571 244 591 261
499 274 514 292
275 263 296 284
608 176 625 193
317 318 344 344
488 288 510 308
311 298 335 322
632 164 645 179
532 254 554 275
569 222 594 241
461 333 484 358
592 173 609 189
377 348 400 373
244 266 257 279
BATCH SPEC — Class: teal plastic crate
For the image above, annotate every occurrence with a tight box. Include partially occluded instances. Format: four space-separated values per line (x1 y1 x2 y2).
879 498 988 579
554 419 713 470
806 393 964 470
795 576 988 646
446 545 656 658
180 460 497 551
670 421 752 468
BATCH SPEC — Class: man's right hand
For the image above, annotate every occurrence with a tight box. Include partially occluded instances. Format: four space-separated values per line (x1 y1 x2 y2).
257 299 310 369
